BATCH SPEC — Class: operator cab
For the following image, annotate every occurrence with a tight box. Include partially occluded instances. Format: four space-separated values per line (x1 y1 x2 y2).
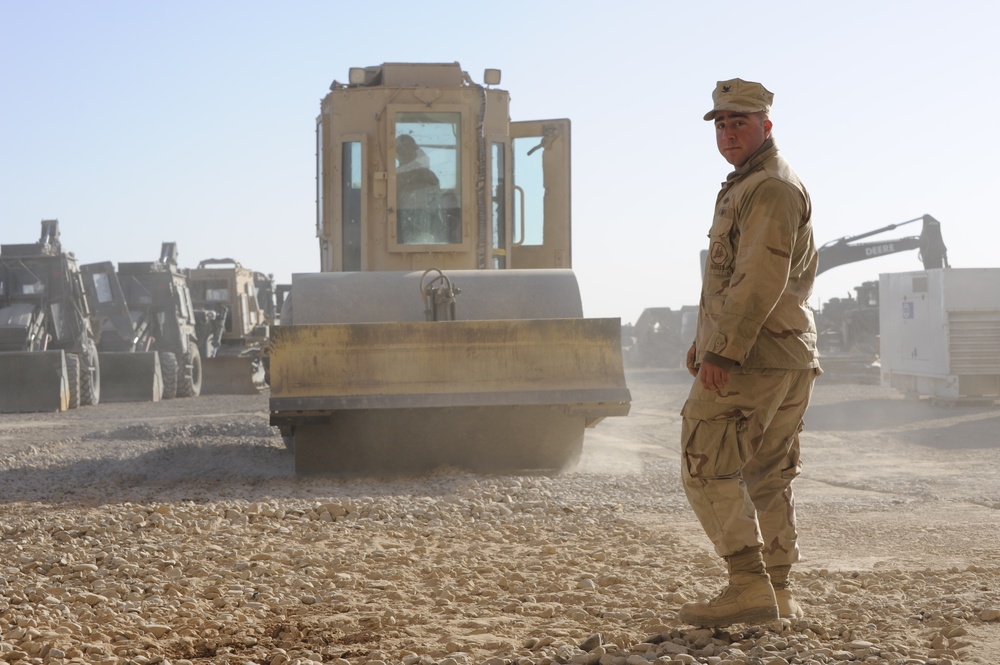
316 62 572 273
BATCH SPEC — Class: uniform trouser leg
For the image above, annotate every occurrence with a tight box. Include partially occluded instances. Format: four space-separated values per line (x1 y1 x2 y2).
743 370 815 569
681 368 816 563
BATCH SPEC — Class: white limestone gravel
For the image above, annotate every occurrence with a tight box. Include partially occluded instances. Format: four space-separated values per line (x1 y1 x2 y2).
2 369 1000 665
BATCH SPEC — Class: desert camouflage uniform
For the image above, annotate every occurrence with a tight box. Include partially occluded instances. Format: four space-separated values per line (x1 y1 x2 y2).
682 137 820 570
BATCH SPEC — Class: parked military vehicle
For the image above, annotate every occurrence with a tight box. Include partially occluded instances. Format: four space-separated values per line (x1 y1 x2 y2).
84 242 202 401
0 220 101 412
79 260 164 403
268 62 631 475
815 281 880 355
187 258 269 394
622 306 698 368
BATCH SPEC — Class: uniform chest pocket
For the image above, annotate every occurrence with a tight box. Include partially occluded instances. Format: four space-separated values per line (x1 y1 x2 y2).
707 206 736 274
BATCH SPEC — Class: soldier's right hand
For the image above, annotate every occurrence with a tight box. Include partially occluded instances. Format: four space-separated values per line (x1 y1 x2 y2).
686 343 698 377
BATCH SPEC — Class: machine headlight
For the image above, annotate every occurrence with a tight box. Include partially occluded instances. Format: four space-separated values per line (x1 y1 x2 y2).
349 68 367 85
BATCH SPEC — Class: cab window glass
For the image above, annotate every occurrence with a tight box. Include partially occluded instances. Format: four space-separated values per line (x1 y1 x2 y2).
203 280 229 303
316 120 324 236
512 136 544 246
395 112 461 244
90 271 114 303
342 141 362 270
491 142 507 268
8 262 46 295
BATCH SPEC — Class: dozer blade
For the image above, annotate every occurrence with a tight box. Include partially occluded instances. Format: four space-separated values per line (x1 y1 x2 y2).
200 355 266 394
98 352 162 403
0 351 70 413
269 318 631 475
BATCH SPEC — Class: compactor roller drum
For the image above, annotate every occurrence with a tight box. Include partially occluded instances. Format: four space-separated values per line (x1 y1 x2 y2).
269 63 631 475
271 272 630 476
291 407 585 476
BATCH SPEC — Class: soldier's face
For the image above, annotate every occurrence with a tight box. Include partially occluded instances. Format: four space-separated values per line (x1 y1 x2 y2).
396 138 417 165
714 112 772 167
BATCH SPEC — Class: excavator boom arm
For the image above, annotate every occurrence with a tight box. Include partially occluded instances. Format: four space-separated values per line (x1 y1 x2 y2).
817 214 948 275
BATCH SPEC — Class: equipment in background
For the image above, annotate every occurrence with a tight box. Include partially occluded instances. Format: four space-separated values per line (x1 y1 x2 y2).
187 259 271 394
0 220 102 412
816 214 948 275
880 268 1000 403
79 260 163 403
815 214 950 359
622 306 698 369
83 242 202 401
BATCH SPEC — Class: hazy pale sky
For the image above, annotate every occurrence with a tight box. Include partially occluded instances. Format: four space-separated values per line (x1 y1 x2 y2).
2 1 997 325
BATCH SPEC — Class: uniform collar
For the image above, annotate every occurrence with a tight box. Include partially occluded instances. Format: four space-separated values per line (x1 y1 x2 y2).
724 138 777 183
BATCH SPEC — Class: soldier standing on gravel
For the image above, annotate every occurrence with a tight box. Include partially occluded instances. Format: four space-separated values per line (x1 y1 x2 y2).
678 78 821 628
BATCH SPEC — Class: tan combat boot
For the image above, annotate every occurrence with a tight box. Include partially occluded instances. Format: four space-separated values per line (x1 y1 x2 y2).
678 572 778 627
768 565 803 619
678 547 778 628
774 588 803 619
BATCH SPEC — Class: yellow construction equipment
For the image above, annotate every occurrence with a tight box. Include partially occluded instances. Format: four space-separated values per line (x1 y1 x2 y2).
269 62 631 475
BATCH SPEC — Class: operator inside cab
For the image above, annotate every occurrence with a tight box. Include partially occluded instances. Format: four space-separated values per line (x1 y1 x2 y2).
394 127 461 245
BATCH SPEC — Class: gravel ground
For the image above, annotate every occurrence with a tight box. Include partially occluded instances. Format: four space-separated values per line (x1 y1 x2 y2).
2 368 1000 665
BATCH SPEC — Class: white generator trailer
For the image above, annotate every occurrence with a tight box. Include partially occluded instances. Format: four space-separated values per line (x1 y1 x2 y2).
879 268 1000 402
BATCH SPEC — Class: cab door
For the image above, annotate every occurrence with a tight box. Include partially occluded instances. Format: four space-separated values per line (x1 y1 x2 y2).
509 119 571 269
80 262 135 345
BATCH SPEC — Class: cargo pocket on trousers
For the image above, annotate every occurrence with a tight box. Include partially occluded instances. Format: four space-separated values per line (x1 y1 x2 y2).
681 399 753 480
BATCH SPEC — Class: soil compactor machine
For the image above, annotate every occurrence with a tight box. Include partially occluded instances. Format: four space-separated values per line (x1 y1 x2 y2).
82 242 203 401
187 259 271 394
0 220 102 412
268 62 631 476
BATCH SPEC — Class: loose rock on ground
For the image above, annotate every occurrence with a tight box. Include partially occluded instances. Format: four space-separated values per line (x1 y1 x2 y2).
2 369 999 664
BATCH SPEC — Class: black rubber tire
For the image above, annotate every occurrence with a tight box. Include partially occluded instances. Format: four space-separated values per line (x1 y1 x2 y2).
80 346 100 406
64 353 81 410
159 352 178 400
177 343 202 398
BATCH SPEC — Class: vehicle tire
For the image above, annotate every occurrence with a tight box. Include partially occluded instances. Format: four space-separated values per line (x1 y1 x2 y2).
159 352 178 400
64 353 81 410
177 343 202 397
80 345 100 406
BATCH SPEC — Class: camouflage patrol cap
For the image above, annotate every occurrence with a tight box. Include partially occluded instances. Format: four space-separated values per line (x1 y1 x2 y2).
704 78 774 121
